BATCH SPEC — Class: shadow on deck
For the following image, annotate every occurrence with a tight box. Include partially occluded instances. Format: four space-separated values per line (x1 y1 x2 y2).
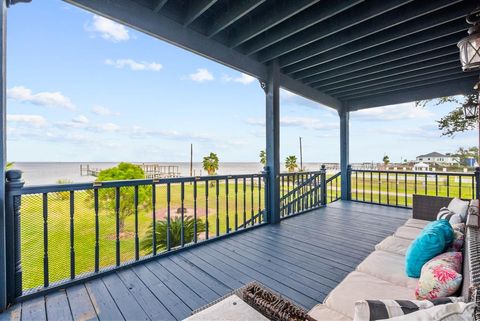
0 201 411 321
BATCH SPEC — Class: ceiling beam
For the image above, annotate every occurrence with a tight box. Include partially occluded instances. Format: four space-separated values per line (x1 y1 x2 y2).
341 73 472 101
256 0 413 63
153 0 168 13
183 0 217 26
281 18 466 75
229 0 320 48
307 45 457 87
241 0 363 56
278 73 342 110
318 54 459 92
346 76 477 111
336 68 463 99
296 33 461 83
278 0 470 69
207 0 265 38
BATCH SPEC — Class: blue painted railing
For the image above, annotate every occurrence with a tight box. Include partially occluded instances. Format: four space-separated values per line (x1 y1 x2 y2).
349 167 480 208
5 170 267 301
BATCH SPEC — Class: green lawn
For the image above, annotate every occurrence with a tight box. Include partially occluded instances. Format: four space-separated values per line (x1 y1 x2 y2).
20 181 264 290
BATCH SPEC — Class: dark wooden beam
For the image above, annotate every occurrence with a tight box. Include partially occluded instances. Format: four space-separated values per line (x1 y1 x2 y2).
346 76 477 111
296 34 461 83
335 67 462 99
229 0 319 48
153 0 168 13
308 46 457 87
341 73 472 102
277 0 469 68
241 0 363 55
207 0 265 38
256 0 412 63
318 54 459 92
281 18 466 75
183 0 217 26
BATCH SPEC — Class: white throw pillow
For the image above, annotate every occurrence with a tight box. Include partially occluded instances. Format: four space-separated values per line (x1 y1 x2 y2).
449 213 463 225
447 198 469 222
381 302 475 321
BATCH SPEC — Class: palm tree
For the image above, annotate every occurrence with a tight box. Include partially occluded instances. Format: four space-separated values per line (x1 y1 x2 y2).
285 155 298 173
202 152 219 175
383 155 390 165
259 150 266 166
140 216 206 254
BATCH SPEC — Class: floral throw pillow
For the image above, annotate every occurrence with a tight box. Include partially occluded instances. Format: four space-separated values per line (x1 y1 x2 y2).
415 252 463 300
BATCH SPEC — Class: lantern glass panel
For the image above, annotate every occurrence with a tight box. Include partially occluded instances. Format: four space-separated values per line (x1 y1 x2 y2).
464 104 479 119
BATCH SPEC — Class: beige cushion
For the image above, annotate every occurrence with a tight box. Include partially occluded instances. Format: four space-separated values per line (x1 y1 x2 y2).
384 302 475 321
394 226 422 240
308 304 351 321
324 272 416 319
404 218 430 229
375 236 411 256
356 251 418 289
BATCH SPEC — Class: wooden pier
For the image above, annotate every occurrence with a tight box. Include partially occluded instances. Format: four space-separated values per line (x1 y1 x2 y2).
80 163 181 179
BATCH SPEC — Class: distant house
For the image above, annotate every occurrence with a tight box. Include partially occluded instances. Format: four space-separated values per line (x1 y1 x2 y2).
415 152 459 165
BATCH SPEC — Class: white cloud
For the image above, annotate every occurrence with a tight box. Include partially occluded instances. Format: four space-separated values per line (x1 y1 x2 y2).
188 68 214 82
105 59 162 71
91 105 120 116
222 73 256 85
7 114 47 127
129 125 212 141
85 15 130 42
72 115 89 124
96 122 120 132
352 103 434 121
245 117 338 131
7 86 76 110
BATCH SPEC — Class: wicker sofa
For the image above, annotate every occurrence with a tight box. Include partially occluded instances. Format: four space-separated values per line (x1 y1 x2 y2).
308 195 480 321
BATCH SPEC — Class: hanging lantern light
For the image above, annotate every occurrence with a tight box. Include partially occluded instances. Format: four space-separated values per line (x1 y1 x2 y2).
463 95 479 119
458 8 480 72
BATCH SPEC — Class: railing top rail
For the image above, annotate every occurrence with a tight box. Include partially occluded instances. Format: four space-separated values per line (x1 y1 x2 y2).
326 171 341 183
350 169 475 176
279 170 323 176
10 172 267 195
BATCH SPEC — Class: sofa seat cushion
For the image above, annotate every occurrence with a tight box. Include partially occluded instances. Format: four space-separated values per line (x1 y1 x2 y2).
324 271 416 319
404 218 430 229
375 236 411 256
394 226 422 240
356 250 418 289
308 304 351 321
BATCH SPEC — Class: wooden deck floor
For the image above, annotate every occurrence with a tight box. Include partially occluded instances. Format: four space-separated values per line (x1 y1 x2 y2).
0 201 411 321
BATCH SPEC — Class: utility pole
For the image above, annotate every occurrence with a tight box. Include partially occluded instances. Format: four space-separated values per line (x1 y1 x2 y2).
299 137 303 171
190 144 193 177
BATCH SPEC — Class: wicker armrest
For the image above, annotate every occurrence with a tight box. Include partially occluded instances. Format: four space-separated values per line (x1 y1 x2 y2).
412 194 452 221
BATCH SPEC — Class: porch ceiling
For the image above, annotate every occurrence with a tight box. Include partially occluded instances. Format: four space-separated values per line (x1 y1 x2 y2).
64 0 478 111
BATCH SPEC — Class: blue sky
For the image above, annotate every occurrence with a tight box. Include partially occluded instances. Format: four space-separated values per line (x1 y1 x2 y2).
5 0 477 164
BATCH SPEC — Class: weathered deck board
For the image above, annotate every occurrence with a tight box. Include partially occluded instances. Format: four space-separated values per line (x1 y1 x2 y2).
0 201 411 321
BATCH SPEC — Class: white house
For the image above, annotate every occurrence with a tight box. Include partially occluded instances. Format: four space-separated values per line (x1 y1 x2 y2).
415 152 459 165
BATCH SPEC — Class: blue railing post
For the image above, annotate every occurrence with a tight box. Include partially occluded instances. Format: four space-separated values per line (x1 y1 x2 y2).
320 165 327 206
5 170 24 302
475 167 480 200
262 166 270 223
347 165 352 200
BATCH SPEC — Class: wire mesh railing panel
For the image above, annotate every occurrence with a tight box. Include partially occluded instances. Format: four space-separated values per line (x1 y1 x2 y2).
9 173 267 297
350 169 476 207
